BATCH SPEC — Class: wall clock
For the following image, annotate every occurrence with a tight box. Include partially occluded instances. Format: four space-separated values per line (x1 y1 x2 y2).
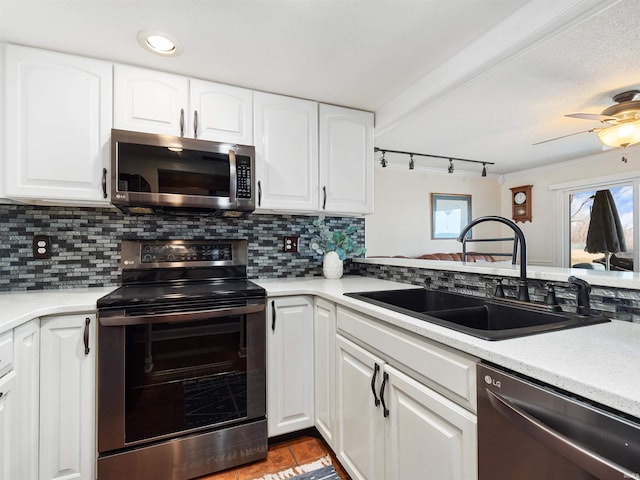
510 185 532 223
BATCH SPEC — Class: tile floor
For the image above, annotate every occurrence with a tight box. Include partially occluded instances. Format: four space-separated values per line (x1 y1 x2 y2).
199 435 351 480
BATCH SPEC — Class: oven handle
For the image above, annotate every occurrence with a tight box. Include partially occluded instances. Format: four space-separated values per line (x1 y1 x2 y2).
486 389 636 479
99 302 265 326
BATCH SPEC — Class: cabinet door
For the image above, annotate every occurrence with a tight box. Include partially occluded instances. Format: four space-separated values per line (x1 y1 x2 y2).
5 45 112 204
314 298 336 447
13 320 40 480
190 79 253 144
384 364 477 480
40 314 95 480
114 64 188 136
254 92 318 211
319 104 374 214
267 297 314 437
0 371 16 480
336 335 385 480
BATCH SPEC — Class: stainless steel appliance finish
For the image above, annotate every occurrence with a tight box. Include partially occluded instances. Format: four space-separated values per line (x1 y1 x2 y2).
478 363 640 479
110 129 255 215
97 239 266 480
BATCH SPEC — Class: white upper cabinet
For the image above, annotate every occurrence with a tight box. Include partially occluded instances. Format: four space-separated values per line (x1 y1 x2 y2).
253 92 319 212
114 65 253 144
190 79 253 144
4 45 112 204
114 65 188 136
319 104 374 215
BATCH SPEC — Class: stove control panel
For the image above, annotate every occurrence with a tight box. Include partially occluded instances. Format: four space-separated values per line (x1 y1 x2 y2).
140 243 233 263
120 240 247 269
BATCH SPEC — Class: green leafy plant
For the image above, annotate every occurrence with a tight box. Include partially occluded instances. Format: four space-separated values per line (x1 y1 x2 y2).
309 217 366 261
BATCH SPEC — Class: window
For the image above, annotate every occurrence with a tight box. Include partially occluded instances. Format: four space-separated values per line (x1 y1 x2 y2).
569 184 634 270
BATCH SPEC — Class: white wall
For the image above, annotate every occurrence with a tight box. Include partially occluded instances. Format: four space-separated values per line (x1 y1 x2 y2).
501 144 640 266
366 165 502 257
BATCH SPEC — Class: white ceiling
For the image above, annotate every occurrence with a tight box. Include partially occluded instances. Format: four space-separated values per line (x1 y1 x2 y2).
1 0 637 174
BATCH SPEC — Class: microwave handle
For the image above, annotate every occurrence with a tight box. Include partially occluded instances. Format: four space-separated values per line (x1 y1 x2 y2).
229 149 237 202
193 110 198 139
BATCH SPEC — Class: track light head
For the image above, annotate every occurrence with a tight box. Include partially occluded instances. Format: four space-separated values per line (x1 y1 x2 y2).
448 159 454 174
481 163 487 177
409 154 415 170
380 151 388 167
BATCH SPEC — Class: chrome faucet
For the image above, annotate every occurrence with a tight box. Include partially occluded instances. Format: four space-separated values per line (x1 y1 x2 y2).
457 215 530 302
568 276 591 316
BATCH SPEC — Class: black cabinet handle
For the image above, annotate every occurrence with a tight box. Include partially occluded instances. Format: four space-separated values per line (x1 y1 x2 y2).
271 300 276 331
258 181 262 207
371 363 381 407
101 168 108 199
180 108 185 137
322 186 327 210
0 392 3 399
193 110 199 139
380 371 389 417
83 317 90 355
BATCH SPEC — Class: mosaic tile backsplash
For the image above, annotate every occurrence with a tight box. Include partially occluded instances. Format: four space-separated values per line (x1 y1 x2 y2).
0 205 364 291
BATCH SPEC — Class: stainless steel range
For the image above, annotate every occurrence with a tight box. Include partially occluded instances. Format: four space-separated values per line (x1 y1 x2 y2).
96 239 267 480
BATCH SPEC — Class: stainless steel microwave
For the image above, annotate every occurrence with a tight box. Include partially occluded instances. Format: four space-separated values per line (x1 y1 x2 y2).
110 129 255 216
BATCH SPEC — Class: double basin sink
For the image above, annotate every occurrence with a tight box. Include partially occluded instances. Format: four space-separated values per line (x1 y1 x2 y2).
344 288 609 340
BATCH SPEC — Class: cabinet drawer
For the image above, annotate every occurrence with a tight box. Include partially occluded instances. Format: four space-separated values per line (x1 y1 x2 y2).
0 330 13 378
337 306 477 412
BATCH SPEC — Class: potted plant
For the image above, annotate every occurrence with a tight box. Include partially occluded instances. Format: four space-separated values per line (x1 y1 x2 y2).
309 217 366 279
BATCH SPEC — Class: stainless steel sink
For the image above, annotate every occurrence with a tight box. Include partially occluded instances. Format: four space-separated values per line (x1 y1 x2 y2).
344 288 610 340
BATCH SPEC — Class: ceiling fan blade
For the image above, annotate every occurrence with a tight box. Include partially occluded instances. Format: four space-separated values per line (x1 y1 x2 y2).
565 113 617 123
533 128 597 145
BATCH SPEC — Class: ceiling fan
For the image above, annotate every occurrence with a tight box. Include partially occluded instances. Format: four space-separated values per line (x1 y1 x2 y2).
534 90 640 161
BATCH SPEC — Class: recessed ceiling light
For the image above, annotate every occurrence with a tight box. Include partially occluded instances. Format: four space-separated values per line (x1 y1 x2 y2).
137 30 183 56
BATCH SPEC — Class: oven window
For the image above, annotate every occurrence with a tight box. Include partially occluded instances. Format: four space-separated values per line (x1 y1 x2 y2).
124 316 248 443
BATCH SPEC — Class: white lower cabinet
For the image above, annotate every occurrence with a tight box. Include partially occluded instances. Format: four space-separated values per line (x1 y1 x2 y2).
313 298 337 448
335 305 478 480
0 370 16 480
13 319 40 480
267 296 315 437
39 314 96 480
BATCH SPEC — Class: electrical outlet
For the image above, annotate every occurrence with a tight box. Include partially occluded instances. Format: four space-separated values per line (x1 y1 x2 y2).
283 236 298 253
33 235 52 259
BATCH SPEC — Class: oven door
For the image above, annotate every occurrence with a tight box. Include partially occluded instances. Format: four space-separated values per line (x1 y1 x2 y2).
97 299 266 454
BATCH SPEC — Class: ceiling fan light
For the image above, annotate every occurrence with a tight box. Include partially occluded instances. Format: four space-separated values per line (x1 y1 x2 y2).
597 120 640 148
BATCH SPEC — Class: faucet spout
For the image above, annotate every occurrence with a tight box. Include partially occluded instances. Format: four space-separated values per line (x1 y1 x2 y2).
457 215 529 302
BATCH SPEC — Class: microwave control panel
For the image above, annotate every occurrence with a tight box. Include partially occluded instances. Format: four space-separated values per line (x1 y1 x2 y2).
236 156 252 199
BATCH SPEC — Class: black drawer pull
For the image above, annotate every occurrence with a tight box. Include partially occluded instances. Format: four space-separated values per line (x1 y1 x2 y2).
271 300 276 331
83 317 90 355
380 372 389 417
371 363 380 407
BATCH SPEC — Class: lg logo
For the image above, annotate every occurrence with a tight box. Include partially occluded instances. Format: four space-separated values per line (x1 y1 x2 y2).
484 375 501 388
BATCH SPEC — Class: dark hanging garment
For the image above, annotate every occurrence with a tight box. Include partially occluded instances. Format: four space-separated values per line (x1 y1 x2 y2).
585 189 627 254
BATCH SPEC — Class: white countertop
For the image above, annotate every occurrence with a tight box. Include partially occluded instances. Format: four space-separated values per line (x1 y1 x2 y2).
0 287 115 332
2 277 640 420
354 257 640 290
255 276 640 419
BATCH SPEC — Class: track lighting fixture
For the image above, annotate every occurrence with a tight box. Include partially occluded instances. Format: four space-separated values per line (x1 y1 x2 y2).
373 147 494 176
380 151 388 167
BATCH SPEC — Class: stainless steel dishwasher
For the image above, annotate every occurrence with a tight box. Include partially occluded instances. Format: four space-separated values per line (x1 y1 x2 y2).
477 363 640 480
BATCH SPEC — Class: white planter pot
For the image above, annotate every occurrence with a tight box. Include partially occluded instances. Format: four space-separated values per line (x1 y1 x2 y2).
323 251 344 279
